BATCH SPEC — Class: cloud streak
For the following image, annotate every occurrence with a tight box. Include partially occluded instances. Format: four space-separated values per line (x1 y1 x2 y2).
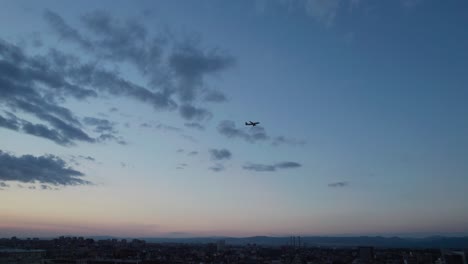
0 150 90 186
0 40 128 146
243 161 302 172
272 136 306 146
328 181 349 187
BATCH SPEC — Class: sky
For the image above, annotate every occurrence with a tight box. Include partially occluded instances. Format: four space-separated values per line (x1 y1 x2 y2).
0 0 468 238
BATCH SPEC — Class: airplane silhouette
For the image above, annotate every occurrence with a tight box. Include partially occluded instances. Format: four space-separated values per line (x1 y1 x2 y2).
245 121 260 127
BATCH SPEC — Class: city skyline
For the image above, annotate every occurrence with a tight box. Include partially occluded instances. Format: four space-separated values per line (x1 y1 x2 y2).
1 0 468 238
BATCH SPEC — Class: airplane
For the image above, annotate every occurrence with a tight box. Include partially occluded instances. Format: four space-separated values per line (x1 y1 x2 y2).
245 121 260 127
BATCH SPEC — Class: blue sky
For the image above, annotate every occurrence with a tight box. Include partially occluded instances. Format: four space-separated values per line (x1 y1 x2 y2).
0 0 467 238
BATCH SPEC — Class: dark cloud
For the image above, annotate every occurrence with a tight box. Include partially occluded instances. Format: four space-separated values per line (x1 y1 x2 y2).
45 8 161 76
217 120 269 143
2 8 235 148
169 43 234 104
43 10 234 121
109 107 118 112
328 182 349 188
243 161 302 172
209 163 225 172
140 122 151 128
176 148 184 153
0 40 132 146
21 121 70 145
0 150 90 186
209 148 232 161
242 163 276 172
70 64 176 110
272 136 306 146
0 113 75 145
0 113 20 130
275 161 301 169
188 151 198 156
184 122 205 130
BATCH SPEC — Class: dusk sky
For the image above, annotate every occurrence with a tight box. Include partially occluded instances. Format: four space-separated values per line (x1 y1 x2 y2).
1 0 468 238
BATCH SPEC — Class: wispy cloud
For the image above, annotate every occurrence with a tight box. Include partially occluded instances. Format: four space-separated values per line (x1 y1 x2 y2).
187 151 199 156
272 136 306 146
184 122 205 130
78 155 96 162
176 163 188 170
218 120 305 146
328 181 349 187
275 161 302 169
209 163 225 172
209 148 232 161
243 161 302 172
83 117 116 134
44 9 234 121
154 123 182 132
256 0 425 27
217 120 269 143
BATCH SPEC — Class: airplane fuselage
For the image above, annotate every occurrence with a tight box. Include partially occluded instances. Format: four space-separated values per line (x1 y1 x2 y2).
245 121 259 126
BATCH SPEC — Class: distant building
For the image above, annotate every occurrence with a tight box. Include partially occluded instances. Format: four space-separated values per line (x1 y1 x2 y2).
0 248 46 264
358 246 375 263
441 249 467 264
217 240 226 252
291 254 302 264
